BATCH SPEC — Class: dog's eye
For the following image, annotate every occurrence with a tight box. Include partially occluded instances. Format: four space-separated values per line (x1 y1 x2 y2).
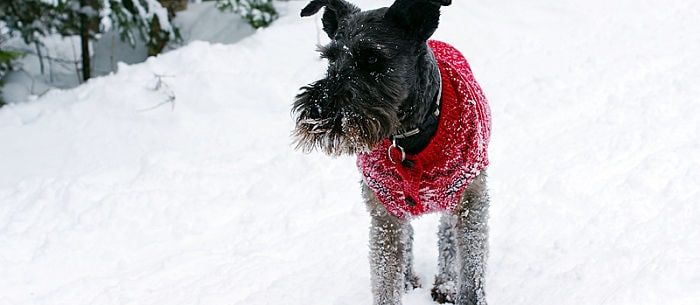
367 56 378 64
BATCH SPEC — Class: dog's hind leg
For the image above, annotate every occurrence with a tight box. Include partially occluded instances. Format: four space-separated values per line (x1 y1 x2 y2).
403 224 421 291
431 213 458 303
455 171 489 305
363 183 407 305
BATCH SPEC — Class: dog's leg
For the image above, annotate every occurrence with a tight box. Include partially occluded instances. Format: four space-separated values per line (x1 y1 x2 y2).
403 223 421 291
363 183 407 305
431 213 458 303
455 171 489 305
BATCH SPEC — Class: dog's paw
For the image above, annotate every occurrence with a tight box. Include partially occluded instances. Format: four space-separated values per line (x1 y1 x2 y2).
431 281 456 304
404 274 422 291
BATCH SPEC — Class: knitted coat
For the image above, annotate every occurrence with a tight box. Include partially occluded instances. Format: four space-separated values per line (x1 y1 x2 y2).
357 40 491 219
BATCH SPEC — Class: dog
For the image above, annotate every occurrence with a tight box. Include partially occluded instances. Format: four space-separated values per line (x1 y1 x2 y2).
292 1 491 304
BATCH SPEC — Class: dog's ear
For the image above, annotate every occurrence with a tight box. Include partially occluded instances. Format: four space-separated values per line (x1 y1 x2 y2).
385 0 451 41
301 0 361 39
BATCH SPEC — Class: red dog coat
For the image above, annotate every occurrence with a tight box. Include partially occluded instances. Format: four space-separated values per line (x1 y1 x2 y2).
356 40 491 219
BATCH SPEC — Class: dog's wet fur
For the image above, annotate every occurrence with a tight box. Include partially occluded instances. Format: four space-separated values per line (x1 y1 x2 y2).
292 1 490 305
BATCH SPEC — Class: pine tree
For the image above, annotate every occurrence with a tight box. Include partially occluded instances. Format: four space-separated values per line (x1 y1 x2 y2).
0 1 56 46
0 0 179 82
216 0 278 29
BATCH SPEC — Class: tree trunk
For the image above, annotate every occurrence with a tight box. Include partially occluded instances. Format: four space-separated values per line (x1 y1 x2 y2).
34 42 45 75
79 0 91 81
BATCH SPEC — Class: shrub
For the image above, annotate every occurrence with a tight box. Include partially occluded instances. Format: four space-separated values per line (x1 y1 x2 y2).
0 49 23 106
216 0 278 29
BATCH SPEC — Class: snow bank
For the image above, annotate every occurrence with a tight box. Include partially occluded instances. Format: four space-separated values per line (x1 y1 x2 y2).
1 0 698 304
2 1 254 104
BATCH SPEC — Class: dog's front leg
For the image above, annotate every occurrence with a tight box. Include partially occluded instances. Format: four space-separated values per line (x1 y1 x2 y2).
432 213 458 303
363 183 407 305
455 172 489 305
402 224 421 291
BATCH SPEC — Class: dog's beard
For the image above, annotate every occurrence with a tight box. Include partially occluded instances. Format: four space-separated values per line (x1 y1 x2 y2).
293 107 394 155
292 79 401 156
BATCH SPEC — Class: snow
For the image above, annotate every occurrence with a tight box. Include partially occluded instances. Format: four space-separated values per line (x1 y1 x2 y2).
1 0 699 304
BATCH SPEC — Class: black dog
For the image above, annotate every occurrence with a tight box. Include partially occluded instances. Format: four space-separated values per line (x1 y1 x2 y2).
292 1 491 305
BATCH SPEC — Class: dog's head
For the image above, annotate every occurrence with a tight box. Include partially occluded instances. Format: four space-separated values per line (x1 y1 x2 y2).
292 0 451 156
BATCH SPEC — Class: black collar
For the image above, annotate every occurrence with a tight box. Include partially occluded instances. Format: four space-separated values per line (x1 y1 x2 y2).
390 75 442 155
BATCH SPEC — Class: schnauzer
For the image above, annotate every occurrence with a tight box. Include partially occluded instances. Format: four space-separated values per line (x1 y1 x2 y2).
292 1 491 305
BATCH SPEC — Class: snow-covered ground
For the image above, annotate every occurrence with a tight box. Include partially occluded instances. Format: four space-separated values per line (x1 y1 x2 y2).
1 0 699 304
